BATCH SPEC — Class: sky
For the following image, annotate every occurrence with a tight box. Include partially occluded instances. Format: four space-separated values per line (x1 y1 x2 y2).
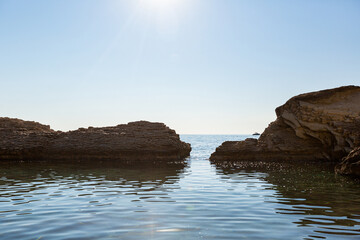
0 0 359 134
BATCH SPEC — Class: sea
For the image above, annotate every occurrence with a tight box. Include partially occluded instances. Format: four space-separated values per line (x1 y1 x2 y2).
0 135 359 240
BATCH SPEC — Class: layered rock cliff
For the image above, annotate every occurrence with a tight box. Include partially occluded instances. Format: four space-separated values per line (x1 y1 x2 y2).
0 118 191 162
210 86 360 163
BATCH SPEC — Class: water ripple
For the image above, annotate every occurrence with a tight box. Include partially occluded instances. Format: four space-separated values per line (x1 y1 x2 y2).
0 135 359 239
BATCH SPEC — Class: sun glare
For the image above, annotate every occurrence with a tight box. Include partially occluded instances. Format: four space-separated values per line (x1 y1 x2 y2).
139 0 184 16
136 0 188 31
141 0 181 10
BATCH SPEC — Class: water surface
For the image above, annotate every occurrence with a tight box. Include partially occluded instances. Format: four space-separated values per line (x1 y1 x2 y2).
0 135 359 239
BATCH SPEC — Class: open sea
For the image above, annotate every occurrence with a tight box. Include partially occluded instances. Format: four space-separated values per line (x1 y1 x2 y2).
0 135 360 240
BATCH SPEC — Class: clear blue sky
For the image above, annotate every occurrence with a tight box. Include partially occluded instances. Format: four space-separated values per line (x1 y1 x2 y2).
0 0 359 134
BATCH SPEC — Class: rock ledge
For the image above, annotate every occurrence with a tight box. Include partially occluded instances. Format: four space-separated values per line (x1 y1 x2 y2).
210 86 360 164
0 118 191 162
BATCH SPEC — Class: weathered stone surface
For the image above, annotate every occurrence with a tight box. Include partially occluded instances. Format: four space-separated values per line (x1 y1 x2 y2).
0 118 191 162
210 86 360 162
0 118 57 160
335 147 360 176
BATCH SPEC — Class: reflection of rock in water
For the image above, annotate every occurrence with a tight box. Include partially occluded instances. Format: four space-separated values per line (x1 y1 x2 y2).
213 161 360 237
0 160 188 197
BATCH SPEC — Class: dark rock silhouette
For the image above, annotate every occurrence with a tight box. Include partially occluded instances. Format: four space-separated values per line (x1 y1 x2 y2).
0 118 191 162
211 86 360 163
335 147 360 177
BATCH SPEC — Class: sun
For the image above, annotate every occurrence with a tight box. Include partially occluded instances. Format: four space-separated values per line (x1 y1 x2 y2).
143 0 176 8
141 0 179 9
139 0 183 15
135 0 189 31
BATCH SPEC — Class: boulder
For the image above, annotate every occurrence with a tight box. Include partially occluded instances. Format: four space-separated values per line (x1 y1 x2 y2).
0 118 191 162
210 86 360 162
335 147 360 176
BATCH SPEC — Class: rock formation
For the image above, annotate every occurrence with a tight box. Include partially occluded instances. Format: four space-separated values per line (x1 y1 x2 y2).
335 147 360 177
0 118 191 162
210 86 360 163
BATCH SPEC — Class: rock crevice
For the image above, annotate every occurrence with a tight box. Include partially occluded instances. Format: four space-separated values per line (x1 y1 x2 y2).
335 147 360 176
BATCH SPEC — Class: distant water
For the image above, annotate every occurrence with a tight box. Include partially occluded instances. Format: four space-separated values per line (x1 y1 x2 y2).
0 135 360 240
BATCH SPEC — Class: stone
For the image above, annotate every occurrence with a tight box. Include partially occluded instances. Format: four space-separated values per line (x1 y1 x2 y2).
0 118 191 162
210 86 360 162
335 147 360 177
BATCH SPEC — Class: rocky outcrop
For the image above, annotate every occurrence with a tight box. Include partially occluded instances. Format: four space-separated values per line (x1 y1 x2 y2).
335 147 360 176
0 118 191 162
210 86 360 162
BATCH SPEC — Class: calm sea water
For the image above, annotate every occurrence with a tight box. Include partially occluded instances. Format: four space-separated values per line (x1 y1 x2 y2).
0 135 360 240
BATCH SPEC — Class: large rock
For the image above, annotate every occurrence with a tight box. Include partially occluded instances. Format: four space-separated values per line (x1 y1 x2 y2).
0 118 191 162
210 86 360 162
335 147 360 176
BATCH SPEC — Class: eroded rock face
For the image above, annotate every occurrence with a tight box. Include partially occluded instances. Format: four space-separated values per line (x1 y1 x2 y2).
210 86 360 162
0 118 191 162
0 118 57 160
335 147 360 176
